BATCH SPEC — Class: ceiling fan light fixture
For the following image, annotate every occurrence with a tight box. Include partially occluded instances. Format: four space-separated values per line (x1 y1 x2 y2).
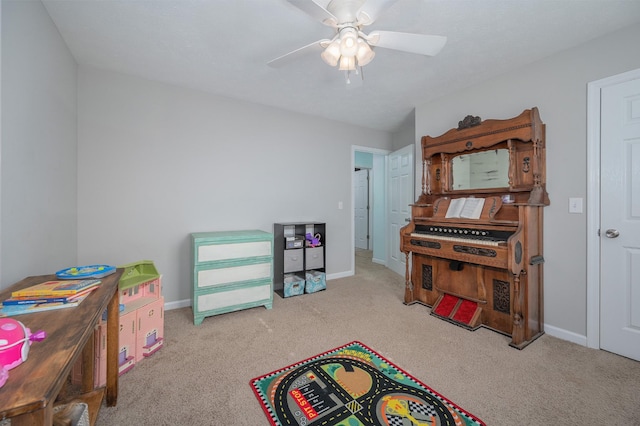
355 38 375 66
270 1 448 78
338 55 356 71
321 40 341 67
339 28 359 57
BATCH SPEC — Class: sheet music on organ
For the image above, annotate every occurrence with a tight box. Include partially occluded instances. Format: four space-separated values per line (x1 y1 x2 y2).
445 197 485 219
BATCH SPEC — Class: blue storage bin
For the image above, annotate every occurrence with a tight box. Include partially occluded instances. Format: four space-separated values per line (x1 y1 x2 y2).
283 274 305 297
305 270 326 293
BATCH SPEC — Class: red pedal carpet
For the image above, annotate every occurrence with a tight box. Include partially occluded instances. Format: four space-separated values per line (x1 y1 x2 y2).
452 299 478 325
250 341 486 426
433 294 459 318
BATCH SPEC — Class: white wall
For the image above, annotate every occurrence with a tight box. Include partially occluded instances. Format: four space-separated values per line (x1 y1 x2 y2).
414 23 640 341
392 114 416 151
77 67 392 305
1 0 77 287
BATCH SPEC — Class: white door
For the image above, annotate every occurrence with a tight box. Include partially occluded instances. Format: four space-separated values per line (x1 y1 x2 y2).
387 144 414 276
600 76 640 361
354 169 369 250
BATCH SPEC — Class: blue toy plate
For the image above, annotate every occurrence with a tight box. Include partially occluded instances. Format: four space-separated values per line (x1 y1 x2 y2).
55 264 116 279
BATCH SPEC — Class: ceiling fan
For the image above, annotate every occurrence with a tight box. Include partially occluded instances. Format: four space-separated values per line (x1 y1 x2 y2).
268 0 447 81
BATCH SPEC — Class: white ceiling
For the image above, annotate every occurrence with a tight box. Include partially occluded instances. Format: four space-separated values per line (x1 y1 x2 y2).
41 0 640 133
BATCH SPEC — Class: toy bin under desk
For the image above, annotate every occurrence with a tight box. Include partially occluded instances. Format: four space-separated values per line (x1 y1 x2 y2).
191 230 274 325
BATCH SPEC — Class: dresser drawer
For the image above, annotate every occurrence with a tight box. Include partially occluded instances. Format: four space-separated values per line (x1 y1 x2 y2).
196 261 271 288
196 283 271 312
283 249 303 273
305 247 324 269
197 240 271 263
196 282 271 313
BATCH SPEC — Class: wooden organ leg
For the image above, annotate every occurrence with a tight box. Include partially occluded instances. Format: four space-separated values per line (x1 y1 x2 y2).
510 272 525 348
403 252 415 305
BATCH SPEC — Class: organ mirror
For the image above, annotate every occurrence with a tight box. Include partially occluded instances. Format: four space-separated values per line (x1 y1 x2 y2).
451 149 510 190
418 108 548 205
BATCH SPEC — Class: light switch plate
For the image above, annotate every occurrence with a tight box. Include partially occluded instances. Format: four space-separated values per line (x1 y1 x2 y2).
569 197 583 214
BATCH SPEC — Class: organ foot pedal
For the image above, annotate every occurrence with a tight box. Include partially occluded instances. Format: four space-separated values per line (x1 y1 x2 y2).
431 294 482 330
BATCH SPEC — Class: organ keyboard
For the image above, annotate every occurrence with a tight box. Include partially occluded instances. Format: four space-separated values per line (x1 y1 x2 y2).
410 224 513 246
400 108 549 349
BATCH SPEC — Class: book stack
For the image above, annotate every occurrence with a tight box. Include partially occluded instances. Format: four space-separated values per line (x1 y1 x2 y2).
0 279 101 317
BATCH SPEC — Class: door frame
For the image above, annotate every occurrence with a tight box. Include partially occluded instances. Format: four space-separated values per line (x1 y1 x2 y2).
586 67 640 349
354 168 370 250
351 145 390 276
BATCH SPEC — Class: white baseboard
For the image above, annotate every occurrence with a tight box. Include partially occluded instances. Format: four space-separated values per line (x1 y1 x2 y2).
327 271 353 280
544 323 587 346
165 298 191 311
372 257 386 265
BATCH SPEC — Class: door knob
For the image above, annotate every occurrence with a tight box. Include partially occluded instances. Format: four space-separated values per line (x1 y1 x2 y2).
605 229 620 238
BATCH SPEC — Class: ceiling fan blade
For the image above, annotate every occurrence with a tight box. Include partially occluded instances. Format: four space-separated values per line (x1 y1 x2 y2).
287 0 338 26
267 39 329 68
357 0 399 25
367 31 447 56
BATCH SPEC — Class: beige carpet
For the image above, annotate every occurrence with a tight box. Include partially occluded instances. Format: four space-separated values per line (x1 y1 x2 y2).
96 249 640 425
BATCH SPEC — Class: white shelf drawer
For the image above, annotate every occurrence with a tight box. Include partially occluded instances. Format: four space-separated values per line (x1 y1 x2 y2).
305 246 324 269
196 283 271 312
197 240 271 263
283 249 304 273
197 262 271 288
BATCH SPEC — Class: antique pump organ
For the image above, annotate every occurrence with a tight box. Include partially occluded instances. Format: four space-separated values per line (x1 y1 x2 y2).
400 108 549 349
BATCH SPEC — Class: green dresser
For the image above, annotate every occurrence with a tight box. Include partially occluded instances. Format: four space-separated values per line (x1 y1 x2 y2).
191 230 273 325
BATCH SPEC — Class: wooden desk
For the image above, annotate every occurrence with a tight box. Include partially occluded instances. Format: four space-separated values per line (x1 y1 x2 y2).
0 270 122 425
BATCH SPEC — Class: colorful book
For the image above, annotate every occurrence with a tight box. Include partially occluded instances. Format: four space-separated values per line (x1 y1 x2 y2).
3 286 99 306
11 279 101 298
0 292 92 317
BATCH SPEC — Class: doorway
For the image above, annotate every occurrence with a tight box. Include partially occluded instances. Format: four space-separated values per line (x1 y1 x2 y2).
587 67 640 361
351 146 390 275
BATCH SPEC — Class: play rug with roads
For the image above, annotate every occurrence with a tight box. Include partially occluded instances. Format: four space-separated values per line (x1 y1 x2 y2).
250 341 486 426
